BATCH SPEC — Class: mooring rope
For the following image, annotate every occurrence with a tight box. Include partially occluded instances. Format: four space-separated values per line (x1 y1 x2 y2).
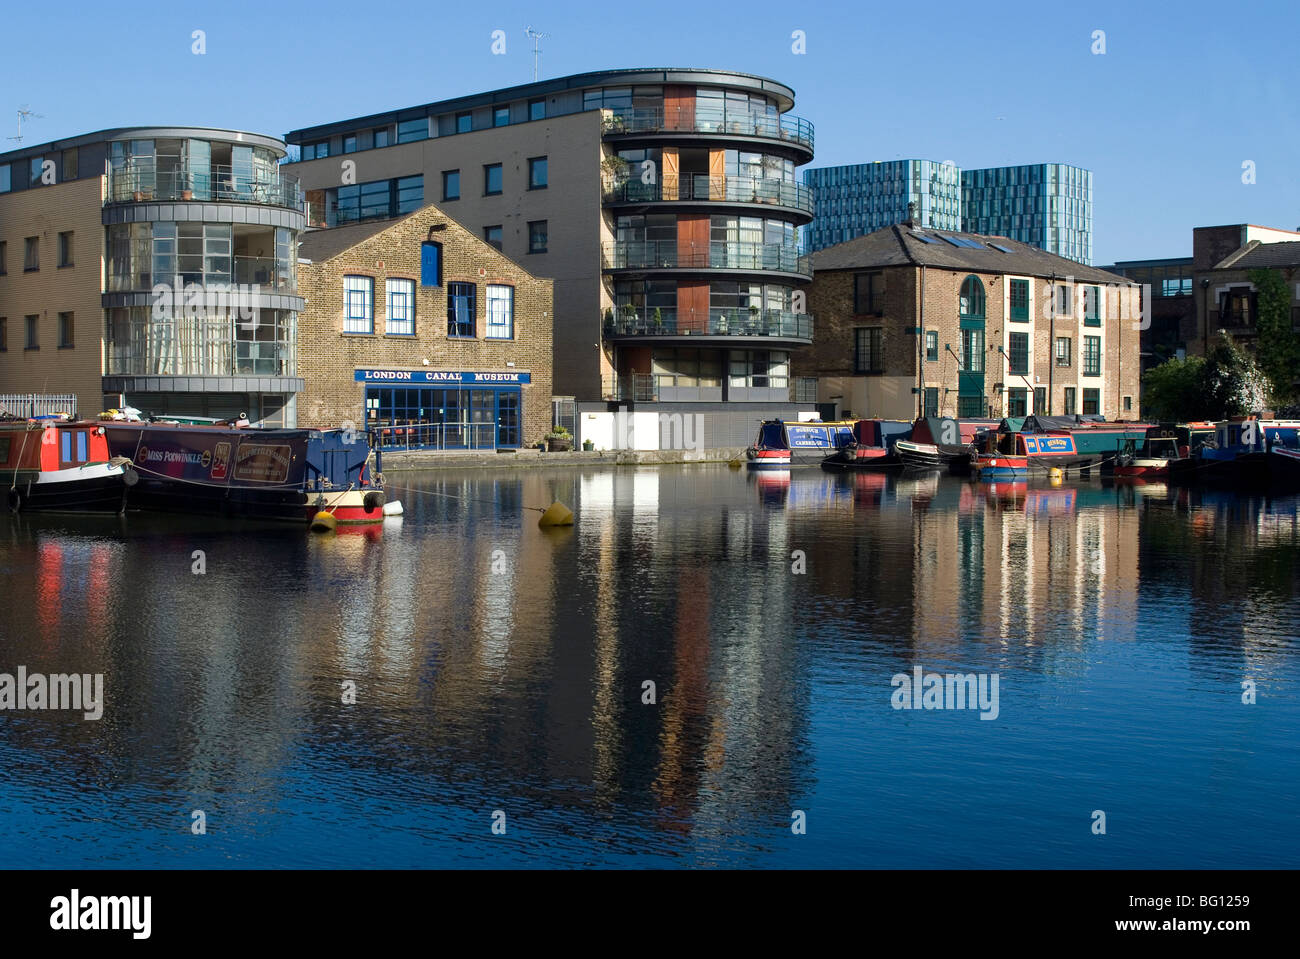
382 480 547 512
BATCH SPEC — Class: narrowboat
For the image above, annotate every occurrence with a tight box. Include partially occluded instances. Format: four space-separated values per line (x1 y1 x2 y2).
1020 416 1153 461
102 421 387 525
1168 418 1300 489
820 419 913 471
894 417 1000 473
746 419 856 469
2 418 137 513
1111 423 1216 477
972 429 1095 479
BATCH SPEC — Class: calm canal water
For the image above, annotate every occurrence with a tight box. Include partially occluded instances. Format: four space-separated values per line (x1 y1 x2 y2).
1 467 1298 868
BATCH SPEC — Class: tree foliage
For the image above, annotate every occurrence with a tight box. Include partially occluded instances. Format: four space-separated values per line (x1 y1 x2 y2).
1142 334 1271 421
1248 268 1300 404
1142 356 1208 421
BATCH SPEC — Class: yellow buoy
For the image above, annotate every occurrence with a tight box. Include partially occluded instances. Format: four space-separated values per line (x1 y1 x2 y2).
310 511 338 533
1048 467 1063 485
537 501 574 527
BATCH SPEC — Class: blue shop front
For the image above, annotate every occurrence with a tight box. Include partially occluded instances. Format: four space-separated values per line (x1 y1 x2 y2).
357 368 530 450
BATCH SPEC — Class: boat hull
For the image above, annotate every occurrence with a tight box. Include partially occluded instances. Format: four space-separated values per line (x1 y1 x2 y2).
8 461 131 513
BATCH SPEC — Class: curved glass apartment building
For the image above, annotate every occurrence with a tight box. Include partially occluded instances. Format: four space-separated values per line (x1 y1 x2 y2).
0 127 304 424
285 68 817 446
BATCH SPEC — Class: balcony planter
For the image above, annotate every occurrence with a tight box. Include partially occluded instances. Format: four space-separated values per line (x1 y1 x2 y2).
582 439 594 451
181 189 193 200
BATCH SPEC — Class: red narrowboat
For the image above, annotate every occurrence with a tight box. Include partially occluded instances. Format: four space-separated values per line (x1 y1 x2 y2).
2 418 137 513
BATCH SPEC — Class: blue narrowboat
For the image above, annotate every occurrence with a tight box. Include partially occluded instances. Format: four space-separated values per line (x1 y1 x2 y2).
746 419 856 469
820 419 913 471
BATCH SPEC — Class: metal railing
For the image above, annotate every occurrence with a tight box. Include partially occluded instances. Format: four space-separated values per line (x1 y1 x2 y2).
601 109 814 151
108 157 303 210
371 422 500 451
603 175 813 213
0 393 78 419
601 374 657 402
106 256 295 294
603 309 813 339
602 241 811 276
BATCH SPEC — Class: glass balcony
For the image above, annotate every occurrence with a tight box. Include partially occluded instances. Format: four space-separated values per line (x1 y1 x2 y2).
602 109 814 152
603 175 813 215
602 241 811 277
107 157 302 210
603 309 813 341
106 256 296 294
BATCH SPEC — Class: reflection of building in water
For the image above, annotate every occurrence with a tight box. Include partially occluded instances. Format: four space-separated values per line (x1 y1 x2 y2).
912 483 1140 660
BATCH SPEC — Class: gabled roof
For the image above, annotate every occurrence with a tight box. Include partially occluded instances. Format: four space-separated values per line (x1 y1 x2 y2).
1215 240 1300 270
811 224 1124 283
296 219 399 262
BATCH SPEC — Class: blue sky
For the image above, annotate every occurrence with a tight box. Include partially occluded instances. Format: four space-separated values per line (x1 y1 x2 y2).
6 0 1297 263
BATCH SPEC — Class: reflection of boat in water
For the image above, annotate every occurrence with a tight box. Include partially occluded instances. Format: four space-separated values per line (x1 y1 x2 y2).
2 418 137 513
746 419 855 469
749 468 854 510
820 419 912 471
103 421 388 525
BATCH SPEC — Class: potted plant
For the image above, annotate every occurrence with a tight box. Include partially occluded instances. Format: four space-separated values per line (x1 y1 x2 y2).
603 307 615 334
717 313 728 334
652 307 664 332
620 303 638 333
582 438 595 451
545 425 573 452
748 304 760 333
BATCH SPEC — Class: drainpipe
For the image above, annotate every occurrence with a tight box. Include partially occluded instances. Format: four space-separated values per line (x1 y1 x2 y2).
1049 272 1056 415
919 265 926 418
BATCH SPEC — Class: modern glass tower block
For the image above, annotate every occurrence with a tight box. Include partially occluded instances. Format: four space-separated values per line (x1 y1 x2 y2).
961 163 1093 265
802 160 961 252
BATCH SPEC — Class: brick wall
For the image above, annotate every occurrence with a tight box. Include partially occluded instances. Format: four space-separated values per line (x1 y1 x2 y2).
297 204 553 446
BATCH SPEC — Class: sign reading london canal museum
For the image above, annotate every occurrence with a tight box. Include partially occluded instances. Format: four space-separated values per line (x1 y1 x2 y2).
354 369 532 384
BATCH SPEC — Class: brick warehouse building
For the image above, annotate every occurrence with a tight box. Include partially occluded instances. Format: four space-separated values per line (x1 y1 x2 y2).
284 68 817 448
798 224 1141 421
296 203 552 450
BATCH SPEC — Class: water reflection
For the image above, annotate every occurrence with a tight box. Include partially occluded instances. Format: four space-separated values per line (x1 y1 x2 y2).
1 468 1298 867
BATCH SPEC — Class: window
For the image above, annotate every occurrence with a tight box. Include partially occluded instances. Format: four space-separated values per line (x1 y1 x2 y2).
442 170 460 201
343 275 374 333
528 156 547 190
448 282 476 337
0 318 6 351
342 134 357 154
25 314 39 349
62 148 78 181
528 220 547 253
420 242 442 287
961 328 985 372
29 156 44 186
1123 395 1132 412
1009 278 1029 321
386 278 415 335
0 163 9 192
728 350 788 389
796 377 818 403
303 140 329 160
1034 387 1047 415
486 284 514 339
854 272 883 314
1008 388 1027 418
56 311 74 348
923 387 939 417
1008 332 1029 374
1083 388 1100 415
373 128 390 148
1063 387 1076 415
1084 285 1101 326
397 118 428 143
24 236 39 271
484 164 502 195
925 330 938 361
960 275 985 317
1218 288 1254 327
58 231 73 267
854 327 883 373
456 112 472 134
529 99 546 121
493 106 510 127
1055 336 1071 367
1083 335 1101 376
483 225 503 250
1055 284 1072 316
396 175 423 214
0 240 6 274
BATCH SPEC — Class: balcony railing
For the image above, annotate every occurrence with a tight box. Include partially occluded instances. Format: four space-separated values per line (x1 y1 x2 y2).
603 309 813 340
601 374 658 402
106 256 296 294
602 109 814 151
602 241 811 277
107 157 303 210
603 174 814 214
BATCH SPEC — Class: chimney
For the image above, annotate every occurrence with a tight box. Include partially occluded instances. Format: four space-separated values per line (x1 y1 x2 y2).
905 200 918 227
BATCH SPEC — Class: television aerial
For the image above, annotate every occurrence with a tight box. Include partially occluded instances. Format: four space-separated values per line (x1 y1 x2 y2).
10 108 44 142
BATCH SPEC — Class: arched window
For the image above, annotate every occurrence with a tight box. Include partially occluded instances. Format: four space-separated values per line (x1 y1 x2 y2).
959 275 985 318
